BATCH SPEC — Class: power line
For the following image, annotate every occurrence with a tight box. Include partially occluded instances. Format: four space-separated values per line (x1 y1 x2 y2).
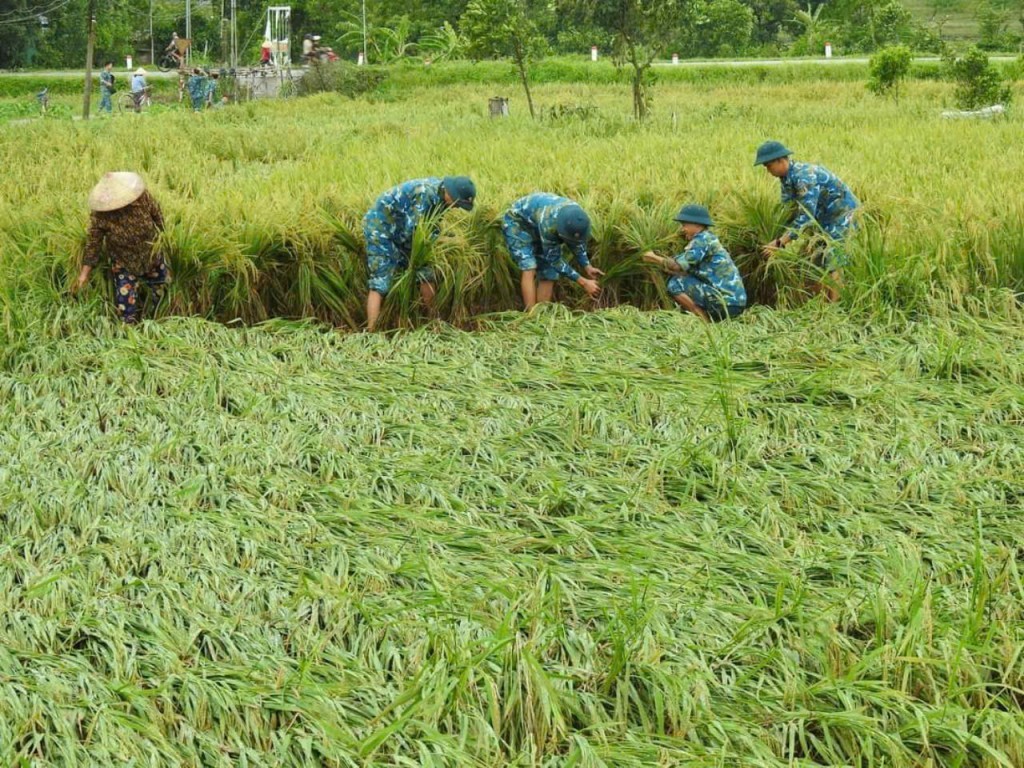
0 0 74 26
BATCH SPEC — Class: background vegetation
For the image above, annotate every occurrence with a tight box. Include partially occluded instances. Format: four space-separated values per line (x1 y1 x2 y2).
2 0 1023 72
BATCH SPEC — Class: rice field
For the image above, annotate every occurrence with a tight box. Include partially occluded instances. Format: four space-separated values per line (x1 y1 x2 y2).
1 72 1023 332
1 70 1023 765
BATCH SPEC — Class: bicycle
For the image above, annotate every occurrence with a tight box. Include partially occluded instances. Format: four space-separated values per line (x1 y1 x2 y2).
157 40 191 72
118 86 153 113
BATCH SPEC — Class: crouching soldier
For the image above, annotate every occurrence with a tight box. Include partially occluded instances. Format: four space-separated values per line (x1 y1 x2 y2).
73 171 170 324
643 204 746 322
501 193 603 309
363 176 476 331
755 140 860 302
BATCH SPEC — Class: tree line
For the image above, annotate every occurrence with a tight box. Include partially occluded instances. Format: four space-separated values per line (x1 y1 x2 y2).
1 0 1021 71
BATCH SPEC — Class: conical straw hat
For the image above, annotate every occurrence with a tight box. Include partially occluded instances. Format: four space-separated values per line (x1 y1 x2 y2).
88 172 146 212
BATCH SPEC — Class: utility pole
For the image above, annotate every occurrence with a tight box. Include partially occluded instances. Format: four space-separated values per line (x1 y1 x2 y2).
185 0 191 65
220 0 228 66
361 0 367 64
82 0 97 119
150 0 154 64
230 0 237 68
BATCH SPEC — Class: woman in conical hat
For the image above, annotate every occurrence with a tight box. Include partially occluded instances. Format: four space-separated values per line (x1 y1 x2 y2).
74 172 170 324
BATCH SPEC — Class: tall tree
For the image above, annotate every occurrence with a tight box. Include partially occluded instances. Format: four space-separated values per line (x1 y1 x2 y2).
461 0 547 119
565 0 680 121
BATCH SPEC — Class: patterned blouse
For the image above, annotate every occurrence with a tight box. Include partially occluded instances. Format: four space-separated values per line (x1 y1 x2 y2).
84 191 165 275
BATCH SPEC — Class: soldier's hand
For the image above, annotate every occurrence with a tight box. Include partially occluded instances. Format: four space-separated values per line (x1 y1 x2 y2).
583 265 604 279
578 277 601 298
641 251 662 265
761 242 779 258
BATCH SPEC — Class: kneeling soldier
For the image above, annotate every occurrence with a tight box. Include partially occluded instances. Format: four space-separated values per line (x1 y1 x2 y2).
643 204 747 322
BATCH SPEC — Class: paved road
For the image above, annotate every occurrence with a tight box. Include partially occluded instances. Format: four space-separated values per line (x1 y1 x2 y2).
653 55 1017 67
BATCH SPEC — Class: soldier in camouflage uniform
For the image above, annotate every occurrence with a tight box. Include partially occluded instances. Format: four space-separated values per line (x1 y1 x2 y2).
74 172 169 324
501 193 603 309
643 204 746 322
99 62 115 114
363 176 476 330
755 140 860 302
187 69 208 112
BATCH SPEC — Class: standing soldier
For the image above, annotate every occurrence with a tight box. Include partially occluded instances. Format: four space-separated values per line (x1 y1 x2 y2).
754 140 860 302
205 71 220 108
643 204 746 322
73 172 170 324
363 176 477 331
99 61 115 114
186 68 208 112
501 193 602 310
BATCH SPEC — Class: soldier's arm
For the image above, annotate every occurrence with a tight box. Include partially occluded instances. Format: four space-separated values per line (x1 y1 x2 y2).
571 240 590 268
673 241 705 274
789 180 821 235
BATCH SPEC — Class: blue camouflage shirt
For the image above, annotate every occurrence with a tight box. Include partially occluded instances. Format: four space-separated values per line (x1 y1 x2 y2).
506 193 591 281
780 161 859 236
674 230 747 309
367 177 447 254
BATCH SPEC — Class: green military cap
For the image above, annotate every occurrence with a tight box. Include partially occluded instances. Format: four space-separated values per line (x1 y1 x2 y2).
754 140 792 166
441 176 476 210
673 203 714 227
555 204 591 244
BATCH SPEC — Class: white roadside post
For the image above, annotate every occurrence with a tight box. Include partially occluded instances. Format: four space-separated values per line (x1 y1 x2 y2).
825 41 832 59
591 45 598 62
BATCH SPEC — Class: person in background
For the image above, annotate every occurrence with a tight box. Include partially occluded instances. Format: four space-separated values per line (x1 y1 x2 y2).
186 68 207 112
754 140 860 302
363 176 477 331
302 34 314 63
643 204 747 322
130 67 147 112
501 193 603 310
99 61 115 114
261 39 272 67
205 71 220 108
73 172 170 324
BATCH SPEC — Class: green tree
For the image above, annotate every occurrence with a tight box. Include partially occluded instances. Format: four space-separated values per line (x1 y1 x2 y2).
976 1 1012 50
792 2 828 54
867 44 911 100
461 0 547 119
563 0 680 121
924 0 963 41
944 45 1012 108
745 0 798 46
692 0 755 57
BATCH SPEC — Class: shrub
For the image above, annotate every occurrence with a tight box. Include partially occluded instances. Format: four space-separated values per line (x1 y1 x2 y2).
295 62 389 98
943 46 1012 110
868 45 912 100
